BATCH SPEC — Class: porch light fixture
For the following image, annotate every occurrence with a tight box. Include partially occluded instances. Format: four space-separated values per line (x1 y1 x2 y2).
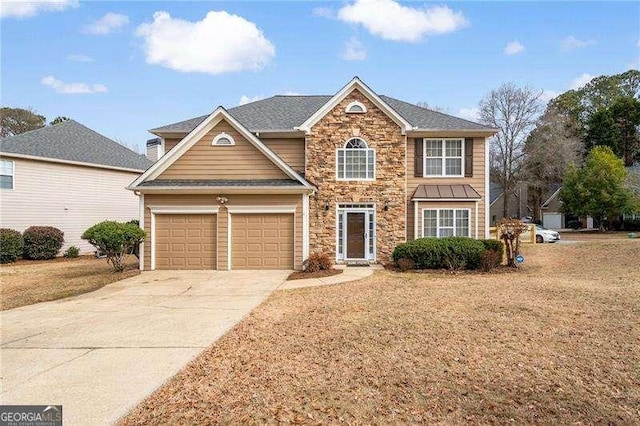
216 196 228 204
324 203 330 211
383 201 389 211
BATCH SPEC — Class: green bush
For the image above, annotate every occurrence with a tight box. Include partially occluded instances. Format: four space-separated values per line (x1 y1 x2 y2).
23 226 64 260
0 228 24 263
480 250 502 272
393 237 485 270
481 239 504 259
63 246 80 258
82 221 145 272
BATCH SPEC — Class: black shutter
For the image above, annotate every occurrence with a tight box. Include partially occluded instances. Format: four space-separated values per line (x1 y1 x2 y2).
414 138 424 177
464 138 473 177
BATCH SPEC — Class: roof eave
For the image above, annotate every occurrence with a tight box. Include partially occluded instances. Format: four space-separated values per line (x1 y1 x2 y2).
0 152 148 173
128 185 314 194
407 128 498 137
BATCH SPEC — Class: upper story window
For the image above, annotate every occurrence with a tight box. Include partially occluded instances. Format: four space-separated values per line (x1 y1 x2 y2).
345 100 367 114
212 132 235 146
0 159 14 190
336 138 375 180
424 138 464 177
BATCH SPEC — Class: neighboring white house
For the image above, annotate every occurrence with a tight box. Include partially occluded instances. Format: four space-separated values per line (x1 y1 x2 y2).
0 120 152 254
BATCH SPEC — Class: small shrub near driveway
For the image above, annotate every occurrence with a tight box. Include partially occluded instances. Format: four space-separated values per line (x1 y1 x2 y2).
63 246 80 258
303 252 333 272
393 237 488 271
0 228 24 263
82 221 145 272
23 226 64 260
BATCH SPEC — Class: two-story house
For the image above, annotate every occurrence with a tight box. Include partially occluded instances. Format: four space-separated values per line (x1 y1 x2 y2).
128 77 497 270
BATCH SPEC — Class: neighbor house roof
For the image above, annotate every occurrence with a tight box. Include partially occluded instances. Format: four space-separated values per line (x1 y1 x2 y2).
0 119 152 172
412 184 481 200
490 182 503 205
150 95 493 135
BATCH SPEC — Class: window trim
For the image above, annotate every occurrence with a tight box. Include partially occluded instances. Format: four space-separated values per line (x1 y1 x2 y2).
212 132 235 146
345 100 367 114
336 138 376 181
421 208 471 238
423 138 465 178
0 159 15 190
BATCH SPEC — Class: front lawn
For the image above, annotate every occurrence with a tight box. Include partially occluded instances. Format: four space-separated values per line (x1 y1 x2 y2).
0 255 139 310
122 240 640 424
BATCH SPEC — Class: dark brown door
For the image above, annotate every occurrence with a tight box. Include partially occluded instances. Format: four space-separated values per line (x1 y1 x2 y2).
346 212 365 259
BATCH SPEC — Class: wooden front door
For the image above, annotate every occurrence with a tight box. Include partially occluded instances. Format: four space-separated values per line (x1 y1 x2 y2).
346 212 366 259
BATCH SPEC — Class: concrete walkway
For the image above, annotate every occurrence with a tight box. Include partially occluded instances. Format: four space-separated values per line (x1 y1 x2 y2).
278 265 378 290
0 270 288 425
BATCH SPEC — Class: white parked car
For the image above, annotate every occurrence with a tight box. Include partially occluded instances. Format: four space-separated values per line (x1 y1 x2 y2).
534 225 560 243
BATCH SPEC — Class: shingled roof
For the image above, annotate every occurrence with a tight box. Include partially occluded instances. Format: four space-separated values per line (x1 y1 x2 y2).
150 94 493 135
0 119 152 171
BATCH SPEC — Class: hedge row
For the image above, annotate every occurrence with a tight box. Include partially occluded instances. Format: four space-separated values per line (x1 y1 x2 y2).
392 237 504 271
0 226 64 263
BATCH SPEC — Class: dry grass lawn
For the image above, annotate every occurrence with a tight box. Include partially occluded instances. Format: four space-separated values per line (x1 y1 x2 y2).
1 256 139 310
122 240 640 425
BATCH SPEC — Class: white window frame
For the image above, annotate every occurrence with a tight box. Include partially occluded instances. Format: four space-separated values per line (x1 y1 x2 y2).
0 159 15 190
423 138 464 178
212 132 235 146
336 138 376 181
345 100 367 114
336 203 376 262
421 208 471 238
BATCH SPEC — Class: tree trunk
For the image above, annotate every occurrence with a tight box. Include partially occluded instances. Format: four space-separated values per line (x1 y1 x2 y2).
502 184 511 219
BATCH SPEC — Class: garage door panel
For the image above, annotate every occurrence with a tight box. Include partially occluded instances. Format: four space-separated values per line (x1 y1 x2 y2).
155 214 216 270
232 213 294 270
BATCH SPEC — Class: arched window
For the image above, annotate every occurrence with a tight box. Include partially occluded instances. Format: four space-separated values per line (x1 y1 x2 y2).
212 132 235 146
345 100 367 114
337 137 375 180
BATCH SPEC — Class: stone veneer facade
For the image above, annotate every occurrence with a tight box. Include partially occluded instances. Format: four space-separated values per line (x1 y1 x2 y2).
305 89 406 264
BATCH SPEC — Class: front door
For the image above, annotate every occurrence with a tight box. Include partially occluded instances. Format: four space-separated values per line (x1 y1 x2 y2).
346 212 366 258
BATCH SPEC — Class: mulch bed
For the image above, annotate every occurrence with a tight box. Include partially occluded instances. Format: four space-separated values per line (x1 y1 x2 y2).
287 268 343 281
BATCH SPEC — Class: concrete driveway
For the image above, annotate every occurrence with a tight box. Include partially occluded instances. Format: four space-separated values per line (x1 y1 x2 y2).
0 270 288 425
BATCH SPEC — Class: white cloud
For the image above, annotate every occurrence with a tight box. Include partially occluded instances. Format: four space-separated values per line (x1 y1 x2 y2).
312 7 334 19
457 107 479 122
84 12 129 35
41 75 108 94
238 95 264 105
136 11 275 75
340 37 366 61
337 0 468 43
0 0 78 19
504 40 525 55
66 53 94 62
540 90 560 104
569 73 595 90
561 35 596 52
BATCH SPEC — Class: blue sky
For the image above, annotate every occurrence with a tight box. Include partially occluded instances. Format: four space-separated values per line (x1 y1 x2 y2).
2 1 638 152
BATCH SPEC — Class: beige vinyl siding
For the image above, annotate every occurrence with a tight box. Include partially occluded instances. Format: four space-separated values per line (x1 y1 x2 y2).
164 138 183 153
261 138 305 173
0 157 141 254
143 193 303 270
158 120 289 180
407 137 486 240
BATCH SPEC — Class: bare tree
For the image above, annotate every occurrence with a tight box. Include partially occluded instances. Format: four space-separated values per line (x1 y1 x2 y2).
479 83 543 218
523 104 583 220
1 107 46 137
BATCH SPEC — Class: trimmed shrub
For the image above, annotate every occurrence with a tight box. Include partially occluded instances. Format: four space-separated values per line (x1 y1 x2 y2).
0 228 24 263
481 239 504 259
63 246 80 258
303 252 333 273
480 249 502 272
567 220 582 230
23 226 64 260
396 258 415 272
393 237 486 271
82 221 145 272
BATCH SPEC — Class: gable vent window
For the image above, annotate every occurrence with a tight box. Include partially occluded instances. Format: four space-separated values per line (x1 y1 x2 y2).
345 100 367 114
212 132 235 146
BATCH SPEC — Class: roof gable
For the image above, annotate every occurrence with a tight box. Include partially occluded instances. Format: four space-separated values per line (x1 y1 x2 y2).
130 107 312 190
297 77 411 134
0 119 152 172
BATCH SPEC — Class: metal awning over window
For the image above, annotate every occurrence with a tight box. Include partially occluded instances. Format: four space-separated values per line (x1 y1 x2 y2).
412 184 481 200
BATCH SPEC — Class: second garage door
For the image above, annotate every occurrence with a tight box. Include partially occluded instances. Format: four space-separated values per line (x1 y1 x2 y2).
155 214 216 270
232 213 294 269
